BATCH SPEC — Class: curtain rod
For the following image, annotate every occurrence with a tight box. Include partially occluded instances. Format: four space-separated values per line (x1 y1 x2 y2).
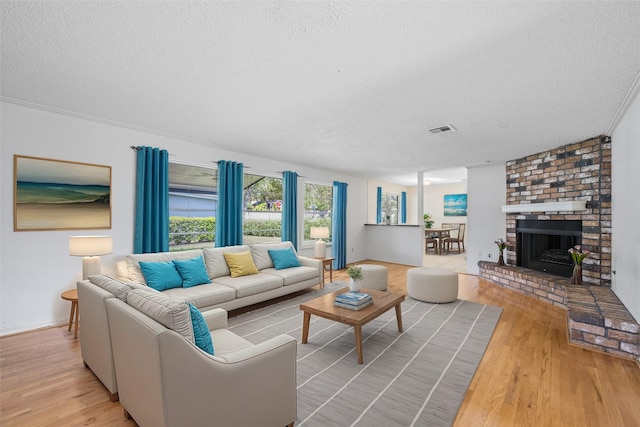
277 171 306 178
211 161 252 169
130 145 170 151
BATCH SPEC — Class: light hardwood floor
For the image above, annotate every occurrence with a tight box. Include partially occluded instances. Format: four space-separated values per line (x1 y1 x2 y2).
1 262 639 426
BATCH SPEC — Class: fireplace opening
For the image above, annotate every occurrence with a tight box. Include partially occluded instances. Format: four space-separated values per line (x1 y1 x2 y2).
516 219 582 278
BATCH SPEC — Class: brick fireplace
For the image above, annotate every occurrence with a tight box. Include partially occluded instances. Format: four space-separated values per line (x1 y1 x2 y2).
504 135 611 286
479 135 639 360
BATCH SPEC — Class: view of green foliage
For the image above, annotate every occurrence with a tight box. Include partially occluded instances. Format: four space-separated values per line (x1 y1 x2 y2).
304 183 333 214
169 217 215 245
244 175 282 210
169 176 335 247
382 192 399 224
169 216 334 245
243 219 282 237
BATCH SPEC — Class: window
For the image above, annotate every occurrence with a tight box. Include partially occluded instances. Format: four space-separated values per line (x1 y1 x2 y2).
382 192 399 225
168 162 217 251
304 182 333 243
243 173 282 244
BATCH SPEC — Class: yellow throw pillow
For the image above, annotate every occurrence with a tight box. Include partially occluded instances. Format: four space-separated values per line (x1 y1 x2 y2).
223 251 259 278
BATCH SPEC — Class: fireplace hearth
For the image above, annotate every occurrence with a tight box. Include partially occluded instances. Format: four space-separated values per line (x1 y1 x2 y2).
516 219 581 278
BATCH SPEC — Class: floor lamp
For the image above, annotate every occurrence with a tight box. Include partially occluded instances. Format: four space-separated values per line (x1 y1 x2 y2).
310 227 330 258
69 235 113 280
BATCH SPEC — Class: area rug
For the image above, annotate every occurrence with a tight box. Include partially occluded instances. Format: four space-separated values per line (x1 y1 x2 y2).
227 282 502 427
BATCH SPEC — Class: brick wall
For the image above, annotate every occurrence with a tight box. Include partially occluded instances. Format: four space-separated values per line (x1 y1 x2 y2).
504 135 612 286
478 261 568 307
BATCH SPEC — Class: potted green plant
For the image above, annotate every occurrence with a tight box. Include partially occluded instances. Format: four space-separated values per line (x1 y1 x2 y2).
423 213 434 229
346 265 363 292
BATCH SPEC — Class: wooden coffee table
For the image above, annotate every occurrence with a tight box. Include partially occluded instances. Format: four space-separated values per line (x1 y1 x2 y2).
300 287 405 364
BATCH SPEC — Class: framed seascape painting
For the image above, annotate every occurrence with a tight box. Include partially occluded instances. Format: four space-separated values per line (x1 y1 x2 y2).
14 155 112 231
444 193 467 217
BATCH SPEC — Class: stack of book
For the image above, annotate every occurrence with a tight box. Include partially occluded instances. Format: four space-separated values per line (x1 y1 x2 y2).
334 291 372 310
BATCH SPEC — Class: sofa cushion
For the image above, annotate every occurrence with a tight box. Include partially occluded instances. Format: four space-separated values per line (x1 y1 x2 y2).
268 247 301 270
250 242 297 270
202 245 250 278
88 274 132 301
139 261 184 291
126 249 203 285
173 257 211 288
188 303 214 355
249 244 273 270
126 289 194 344
209 329 253 357
213 273 283 298
261 266 320 286
223 251 259 278
163 283 236 309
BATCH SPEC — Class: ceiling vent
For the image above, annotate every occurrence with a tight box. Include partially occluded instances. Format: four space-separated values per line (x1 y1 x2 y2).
428 124 456 134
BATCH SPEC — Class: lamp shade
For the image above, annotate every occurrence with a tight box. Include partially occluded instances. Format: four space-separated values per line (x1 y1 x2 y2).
69 235 113 256
310 227 330 239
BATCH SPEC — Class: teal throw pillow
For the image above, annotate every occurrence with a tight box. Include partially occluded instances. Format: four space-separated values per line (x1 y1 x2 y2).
267 247 301 270
188 303 214 355
139 261 183 291
173 256 212 288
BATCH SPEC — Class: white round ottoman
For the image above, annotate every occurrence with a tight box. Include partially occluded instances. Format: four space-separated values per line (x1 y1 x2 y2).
407 268 458 303
359 264 388 291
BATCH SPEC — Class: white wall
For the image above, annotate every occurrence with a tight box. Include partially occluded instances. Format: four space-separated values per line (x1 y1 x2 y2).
465 164 507 275
366 225 423 266
611 87 640 320
0 102 368 335
423 182 468 229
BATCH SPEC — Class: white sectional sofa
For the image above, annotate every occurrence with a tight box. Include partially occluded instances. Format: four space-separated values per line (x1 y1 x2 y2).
106 293 297 427
117 241 322 311
78 241 321 402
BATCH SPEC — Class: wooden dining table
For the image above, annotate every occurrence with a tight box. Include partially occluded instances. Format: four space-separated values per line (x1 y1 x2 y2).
426 227 453 255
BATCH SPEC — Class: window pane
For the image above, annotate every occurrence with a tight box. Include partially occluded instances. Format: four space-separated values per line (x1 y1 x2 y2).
168 163 217 251
304 182 332 243
382 192 399 225
243 173 282 244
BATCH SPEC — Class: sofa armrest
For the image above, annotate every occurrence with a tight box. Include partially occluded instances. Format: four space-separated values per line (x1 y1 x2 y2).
158 331 297 427
298 255 322 269
77 280 119 397
212 334 295 363
202 308 228 331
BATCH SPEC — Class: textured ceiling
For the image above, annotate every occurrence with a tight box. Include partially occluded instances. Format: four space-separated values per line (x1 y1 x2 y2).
2 1 640 186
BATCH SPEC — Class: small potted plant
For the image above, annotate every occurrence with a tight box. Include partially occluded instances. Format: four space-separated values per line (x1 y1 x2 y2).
424 213 434 229
568 245 590 285
346 265 363 292
494 238 508 265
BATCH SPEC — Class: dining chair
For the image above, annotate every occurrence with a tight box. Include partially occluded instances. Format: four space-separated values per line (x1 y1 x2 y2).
425 231 438 253
444 223 466 253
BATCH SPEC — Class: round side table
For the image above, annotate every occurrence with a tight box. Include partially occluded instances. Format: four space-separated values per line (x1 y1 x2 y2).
61 289 79 339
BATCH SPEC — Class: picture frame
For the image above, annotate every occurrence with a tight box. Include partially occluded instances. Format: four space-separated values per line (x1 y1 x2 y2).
444 193 467 217
14 155 112 231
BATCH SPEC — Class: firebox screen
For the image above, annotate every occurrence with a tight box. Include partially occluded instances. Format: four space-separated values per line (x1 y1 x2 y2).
516 220 582 278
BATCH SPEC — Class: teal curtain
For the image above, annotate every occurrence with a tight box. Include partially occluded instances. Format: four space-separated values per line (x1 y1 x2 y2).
401 191 407 224
332 181 348 270
376 186 382 224
134 146 169 254
215 160 244 247
282 171 298 249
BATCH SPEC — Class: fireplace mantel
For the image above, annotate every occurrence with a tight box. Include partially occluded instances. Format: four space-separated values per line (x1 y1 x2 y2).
501 200 587 214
